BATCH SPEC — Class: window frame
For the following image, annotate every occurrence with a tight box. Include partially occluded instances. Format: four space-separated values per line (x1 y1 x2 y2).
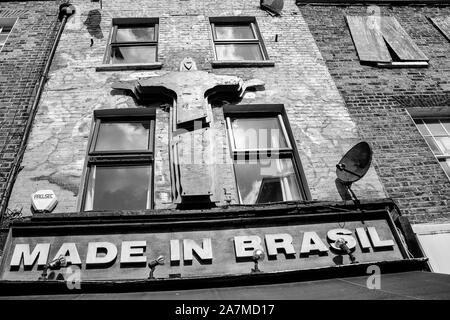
223 104 311 204
413 223 450 274
209 17 274 67
98 17 161 71
0 17 17 51
79 108 156 212
412 116 450 179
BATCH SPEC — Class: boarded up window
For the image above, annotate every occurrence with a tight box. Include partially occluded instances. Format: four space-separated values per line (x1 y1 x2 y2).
430 16 450 42
346 16 428 67
172 128 214 203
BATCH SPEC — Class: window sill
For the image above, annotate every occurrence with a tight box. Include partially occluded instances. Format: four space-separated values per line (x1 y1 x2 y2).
375 61 429 68
211 60 275 68
95 62 163 72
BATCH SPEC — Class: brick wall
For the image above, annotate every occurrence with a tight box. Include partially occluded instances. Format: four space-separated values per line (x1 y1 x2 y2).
0 1 61 220
6 0 387 217
298 4 450 223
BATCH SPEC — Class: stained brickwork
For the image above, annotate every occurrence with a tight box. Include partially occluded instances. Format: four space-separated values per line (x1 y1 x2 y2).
0 1 61 218
298 4 450 223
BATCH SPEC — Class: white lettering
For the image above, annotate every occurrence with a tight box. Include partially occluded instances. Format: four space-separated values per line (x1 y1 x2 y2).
183 238 213 263
300 232 328 254
356 227 372 250
327 228 357 251
170 239 181 264
53 243 82 265
10 243 50 268
265 233 296 258
234 236 264 259
367 227 394 249
120 241 147 264
85 242 117 266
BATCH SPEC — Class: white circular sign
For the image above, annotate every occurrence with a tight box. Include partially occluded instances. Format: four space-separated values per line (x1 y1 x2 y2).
31 190 58 212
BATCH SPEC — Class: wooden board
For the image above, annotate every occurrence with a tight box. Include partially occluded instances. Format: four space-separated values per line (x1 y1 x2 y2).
430 16 450 41
380 16 428 61
176 88 209 126
173 128 214 198
0 211 406 282
346 16 391 63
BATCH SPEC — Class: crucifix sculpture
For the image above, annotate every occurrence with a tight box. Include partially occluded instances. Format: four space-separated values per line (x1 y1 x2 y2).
111 57 264 205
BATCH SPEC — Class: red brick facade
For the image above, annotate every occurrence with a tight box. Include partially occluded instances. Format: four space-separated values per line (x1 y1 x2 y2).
299 3 450 223
0 1 61 220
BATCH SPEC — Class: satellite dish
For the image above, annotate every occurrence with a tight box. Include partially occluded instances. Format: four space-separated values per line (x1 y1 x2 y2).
336 141 372 184
335 142 373 207
260 0 284 16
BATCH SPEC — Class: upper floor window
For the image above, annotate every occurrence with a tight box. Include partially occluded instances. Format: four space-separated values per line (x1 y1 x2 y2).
105 18 158 65
80 109 155 211
414 118 450 179
210 17 269 61
430 16 450 42
346 15 428 67
0 18 16 50
224 105 309 204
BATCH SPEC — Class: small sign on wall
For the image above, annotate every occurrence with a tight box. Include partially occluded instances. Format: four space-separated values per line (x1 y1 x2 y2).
31 190 58 213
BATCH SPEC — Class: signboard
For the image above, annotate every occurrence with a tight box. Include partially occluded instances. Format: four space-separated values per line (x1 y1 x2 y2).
0 210 406 282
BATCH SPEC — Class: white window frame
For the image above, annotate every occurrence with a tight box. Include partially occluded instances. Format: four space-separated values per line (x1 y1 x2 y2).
210 17 269 62
0 17 17 51
79 108 155 212
224 104 310 204
412 117 450 180
413 223 450 274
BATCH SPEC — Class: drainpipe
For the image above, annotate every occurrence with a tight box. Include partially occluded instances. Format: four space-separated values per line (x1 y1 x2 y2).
0 3 76 220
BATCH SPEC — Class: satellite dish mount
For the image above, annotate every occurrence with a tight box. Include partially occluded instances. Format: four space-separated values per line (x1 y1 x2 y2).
335 142 373 209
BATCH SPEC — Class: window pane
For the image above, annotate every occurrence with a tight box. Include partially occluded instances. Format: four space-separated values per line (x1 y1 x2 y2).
85 165 151 211
440 159 450 178
110 46 156 64
214 24 255 40
414 120 430 136
95 121 150 151
1 26 12 33
116 26 155 42
424 136 442 155
424 119 447 136
416 232 450 274
234 158 302 204
442 120 450 134
435 137 450 154
215 44 263 61
231 117 288 150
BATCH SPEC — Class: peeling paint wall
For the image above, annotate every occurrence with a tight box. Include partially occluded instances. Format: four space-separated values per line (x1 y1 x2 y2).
7 0 386 216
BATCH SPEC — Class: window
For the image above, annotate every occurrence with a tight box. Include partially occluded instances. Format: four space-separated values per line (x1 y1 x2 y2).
413 118 450 178
224 105 309 204
81 109 155 211
0 18 16 50
210 17 268 62
430 16 450 42
105 18 158 65
346 16 428 67
413 223 450 275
